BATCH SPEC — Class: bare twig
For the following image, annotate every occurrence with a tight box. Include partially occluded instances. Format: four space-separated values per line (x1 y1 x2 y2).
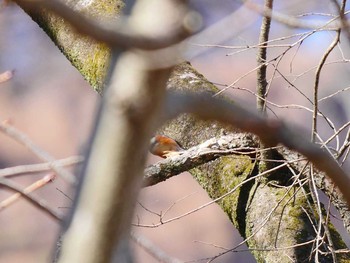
0 156 83 178
330 0 350 44
136 162 295 228
0 177 62 221
243 0 345 30
213 29 316 97
0 173 55 210
131 232 183 263
309 165 337 263
57 1 185 262
165 91 350 206
256 0 273 114
278 147 350 235
312 29 341 142
255 0 275 175
319 86 350 102
338 128 350 159
0 121 76 184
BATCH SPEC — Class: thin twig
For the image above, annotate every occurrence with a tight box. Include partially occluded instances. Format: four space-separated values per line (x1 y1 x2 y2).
0 121 76 184
137 162 291 228
0 156 83 178
256 0 273 114
0 177 63 221
243 0 347 30
208 174 309 262
337 128 350 159
309 165 337 263
0 173 56 210
165 91 350 206
131 232 183 263
312 31 341 142
330 0 350 44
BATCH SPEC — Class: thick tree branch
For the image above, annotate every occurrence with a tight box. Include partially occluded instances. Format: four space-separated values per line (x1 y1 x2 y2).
13 0 192 50
14 0 123 93
279 147 350 235
58 1 187 262
164 91 350 206
144 133 258 186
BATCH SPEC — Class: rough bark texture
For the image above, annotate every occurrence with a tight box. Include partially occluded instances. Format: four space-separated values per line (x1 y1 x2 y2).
20 0 124 93
163 63 349 262
143 133 258 186
14 1 350 262
279 147 350 235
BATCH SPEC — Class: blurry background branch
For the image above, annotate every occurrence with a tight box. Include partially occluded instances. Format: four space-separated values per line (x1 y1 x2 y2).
0 177 62 221
0 156 83 178
243 0 345 31
0 121 76 184
13 0 192 50
163 90 350 205
0 173 55 211
57 1 189 262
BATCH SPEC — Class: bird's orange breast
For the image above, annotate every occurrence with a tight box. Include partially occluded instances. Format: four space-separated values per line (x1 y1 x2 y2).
149 135 183 158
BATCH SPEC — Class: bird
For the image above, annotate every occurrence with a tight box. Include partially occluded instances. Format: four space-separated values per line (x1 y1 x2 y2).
149 135 184 158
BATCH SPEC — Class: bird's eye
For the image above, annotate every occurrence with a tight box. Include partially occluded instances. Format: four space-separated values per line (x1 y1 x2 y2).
150 137 157 145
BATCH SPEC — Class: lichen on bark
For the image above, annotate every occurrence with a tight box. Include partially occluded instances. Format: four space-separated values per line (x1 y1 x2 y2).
162 62 350 262
22 0 124 93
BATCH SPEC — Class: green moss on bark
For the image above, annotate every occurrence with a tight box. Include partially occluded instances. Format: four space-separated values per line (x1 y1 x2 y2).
21 0 124 93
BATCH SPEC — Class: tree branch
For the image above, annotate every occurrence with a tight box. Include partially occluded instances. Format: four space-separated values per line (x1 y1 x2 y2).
144 133 258 186
0 173 55 210
278 146 350 235
256 0 273 114
0 156 83 178
164 91 350 206
312 26 341 142
13 0 193 50
0 121 76 184
244 0 342 30
0 177 63 221
131 232 183 263
57 1 187 262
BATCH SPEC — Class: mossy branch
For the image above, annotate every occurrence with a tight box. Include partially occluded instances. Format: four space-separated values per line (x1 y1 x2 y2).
15 0 124 93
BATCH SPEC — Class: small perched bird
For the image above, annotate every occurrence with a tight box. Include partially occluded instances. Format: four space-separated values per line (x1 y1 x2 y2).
149 135 184 158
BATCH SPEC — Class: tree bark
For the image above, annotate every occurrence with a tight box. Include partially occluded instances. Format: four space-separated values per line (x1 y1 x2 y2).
18 0 124 93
